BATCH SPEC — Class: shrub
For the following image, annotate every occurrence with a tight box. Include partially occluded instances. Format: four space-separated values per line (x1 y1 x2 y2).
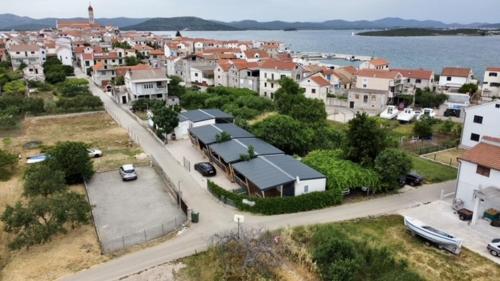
303 150 381 194
207 181 342 215
374 148 412 191
56 95 103 113
413 116 434 139
56 78 90 97
131 99 165 112
3 80 26 96
0 149 17 181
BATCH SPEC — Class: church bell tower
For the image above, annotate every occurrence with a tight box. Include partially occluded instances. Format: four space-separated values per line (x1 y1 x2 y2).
88 3 95 24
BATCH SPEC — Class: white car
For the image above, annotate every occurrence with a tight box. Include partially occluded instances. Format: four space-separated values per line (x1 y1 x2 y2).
119 164 138 181
88 148 103 158
487 239 500 257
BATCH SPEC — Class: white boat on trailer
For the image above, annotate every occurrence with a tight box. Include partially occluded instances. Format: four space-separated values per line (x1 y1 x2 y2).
416 108 436 120
404 216 463 255
380 105 399 120
397 108 416 123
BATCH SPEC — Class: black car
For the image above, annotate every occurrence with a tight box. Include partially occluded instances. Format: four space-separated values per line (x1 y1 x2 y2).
444 108 461 118
400 172 424 187
194 162 217 177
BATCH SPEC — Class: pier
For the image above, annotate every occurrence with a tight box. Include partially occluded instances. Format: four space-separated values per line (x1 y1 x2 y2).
291 52 373 62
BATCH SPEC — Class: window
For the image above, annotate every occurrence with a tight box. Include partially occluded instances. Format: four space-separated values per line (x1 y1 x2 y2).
271 83 274 89
194 73 198 77
264 72 267 79
271 74 275 80
264 82 267 88
156 94 163 98
371 95 376 101
489 72 498 77
470 133 480 142
355 94 359 99
415 79 422 83
312 88 316 94
447 77 452 81
476 165 491 177
304 185 309 193
363 84 367 88
473 115 483 124
157 82 163 87
363 95 368 103
280 74 286 80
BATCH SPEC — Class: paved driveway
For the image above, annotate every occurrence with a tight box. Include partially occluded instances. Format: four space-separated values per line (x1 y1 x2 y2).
399 200 500 264
86 167 186 253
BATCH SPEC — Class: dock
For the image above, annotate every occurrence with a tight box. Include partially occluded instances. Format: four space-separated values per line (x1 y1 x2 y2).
291 52 373 62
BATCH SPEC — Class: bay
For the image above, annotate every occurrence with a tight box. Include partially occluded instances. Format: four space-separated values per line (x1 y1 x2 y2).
154 30 500 80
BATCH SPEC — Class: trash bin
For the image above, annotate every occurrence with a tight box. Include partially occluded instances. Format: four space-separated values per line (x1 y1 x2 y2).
191 211 199 223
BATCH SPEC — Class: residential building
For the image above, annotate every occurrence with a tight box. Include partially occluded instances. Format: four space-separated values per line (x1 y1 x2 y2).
391 68 435 92
300 74 331 101
174 109 234 139
23 64 45 81
190 65 215 87
259 59 303 98
229 61 260 92
460 101 500 149
92 62 115 87
214 60 231 87
349 69 403 110
438 67 475 91
455 136 500 224
124 68 169 102
360 58 390 70
482 67 500 99
8 44 46 69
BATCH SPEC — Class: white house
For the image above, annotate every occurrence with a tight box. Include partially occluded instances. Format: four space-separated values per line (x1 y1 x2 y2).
392 68 435 92
300 74 331 102
190 65 214 86
174 109 234 139
359 58 390 70
92 62 115 87
8 44 47 69
258 59 302 98
439 67 475 91
125 68 169 102
460 101 500 149
23 64 45 81
482 67 500 99
455 136 500 224
55 37 73 66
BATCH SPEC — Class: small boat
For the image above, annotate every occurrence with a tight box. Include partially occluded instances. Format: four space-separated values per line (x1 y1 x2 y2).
380 105 399 120
26 154 48 164
397 108 416 123
416 108 436 120
404 216 463 255
283 28 298 32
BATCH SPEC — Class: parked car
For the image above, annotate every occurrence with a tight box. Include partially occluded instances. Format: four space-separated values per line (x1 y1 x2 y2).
400 172 425 187
194 162 216 177
26 154 48 164
487 239 500 257
119 164 138 181
88 148 103 158
444 108 461 118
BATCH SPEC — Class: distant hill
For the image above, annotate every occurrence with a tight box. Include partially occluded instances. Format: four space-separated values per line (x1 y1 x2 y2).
358 28 498 37
0 13 499 32
122 17 240 31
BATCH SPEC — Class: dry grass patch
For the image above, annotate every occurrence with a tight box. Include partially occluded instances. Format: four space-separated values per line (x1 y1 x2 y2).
422 147 466 168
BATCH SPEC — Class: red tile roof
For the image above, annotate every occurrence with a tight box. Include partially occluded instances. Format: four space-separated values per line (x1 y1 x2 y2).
370 58 390 66
356 69 401 79
310 75 331 87
115 64 151 77
442 67 472 77
459 140 500 171
391 68 434 80
487 67 500 72
258 59 297 71
9 44 39 52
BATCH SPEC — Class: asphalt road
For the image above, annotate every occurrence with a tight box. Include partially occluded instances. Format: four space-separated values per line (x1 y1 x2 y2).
60 70 456 281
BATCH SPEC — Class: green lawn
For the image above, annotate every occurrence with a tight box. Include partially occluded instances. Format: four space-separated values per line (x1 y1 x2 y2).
411 155 457 183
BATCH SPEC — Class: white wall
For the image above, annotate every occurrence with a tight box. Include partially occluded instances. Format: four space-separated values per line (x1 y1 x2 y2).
57 47 73 66
455 161 500 210
460 102 500 148
439 76 468 89
482 70 500 98
294 178 326 196
174 119 215 139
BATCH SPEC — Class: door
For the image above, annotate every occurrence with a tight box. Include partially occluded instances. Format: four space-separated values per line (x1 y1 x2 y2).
121 96 127 104
349 101 354 109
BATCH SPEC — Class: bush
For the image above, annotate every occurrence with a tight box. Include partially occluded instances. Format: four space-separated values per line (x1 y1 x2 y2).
413 116 434 139
24 162 67 197
0 149 17 181
56 78 90 97
56 95 103 113
303 150 381 194
414 89 448 108
207 181 342 215
3 80 26 96
374 148 412 191
131 99 165 112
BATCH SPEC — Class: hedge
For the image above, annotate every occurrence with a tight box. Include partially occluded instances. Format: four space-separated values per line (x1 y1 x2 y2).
207 181 342 215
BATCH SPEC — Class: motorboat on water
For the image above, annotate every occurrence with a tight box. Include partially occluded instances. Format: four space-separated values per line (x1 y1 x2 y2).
416 108 436 120
397 108 416 123
404 216 463 255
380 105 399 120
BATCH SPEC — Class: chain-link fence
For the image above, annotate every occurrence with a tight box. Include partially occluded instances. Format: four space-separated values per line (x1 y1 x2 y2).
101 218 184 253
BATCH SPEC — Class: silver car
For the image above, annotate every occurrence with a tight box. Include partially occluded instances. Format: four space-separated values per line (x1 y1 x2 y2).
119 164 137 181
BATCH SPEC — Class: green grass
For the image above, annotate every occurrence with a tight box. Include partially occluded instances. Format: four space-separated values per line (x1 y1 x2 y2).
411 155 457 183
327 120 348 131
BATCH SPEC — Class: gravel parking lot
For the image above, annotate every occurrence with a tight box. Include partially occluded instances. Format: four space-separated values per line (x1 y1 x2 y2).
85 166 186 253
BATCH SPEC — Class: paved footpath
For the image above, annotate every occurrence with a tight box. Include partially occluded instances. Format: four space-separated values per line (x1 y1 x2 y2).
60 70 456 281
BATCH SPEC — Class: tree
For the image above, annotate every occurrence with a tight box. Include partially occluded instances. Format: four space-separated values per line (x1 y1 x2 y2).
47 142 94 184
112 41 132 49
0 149 17 181
45 69 66 84
413 116 434 139
23 163 67 197
1 191 91 250
56 78 90 97
288 97 327 123
3 80 26 96
374 148 412 191
152 106 179 139
167 76 186 97
345 113 388 167
414 89 447 108
125 56 140 66
252 114 314 156
274 77 305 114
113 75 125 86
459 83 478 95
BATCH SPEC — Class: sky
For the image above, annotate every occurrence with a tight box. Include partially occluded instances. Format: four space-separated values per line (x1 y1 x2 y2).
2 0 500 23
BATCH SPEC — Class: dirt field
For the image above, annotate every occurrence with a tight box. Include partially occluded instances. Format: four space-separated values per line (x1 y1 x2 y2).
422 148 466 168
0 112 147 281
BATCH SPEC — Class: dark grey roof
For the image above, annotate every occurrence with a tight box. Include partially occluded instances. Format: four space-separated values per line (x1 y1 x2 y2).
209 138 284 164
179 109 233 123
189 123 254 145
232 155 325 191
